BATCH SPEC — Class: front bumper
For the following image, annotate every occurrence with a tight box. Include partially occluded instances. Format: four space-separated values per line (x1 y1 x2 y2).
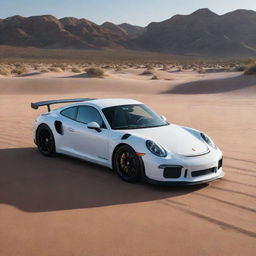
142 148 224 185
144 170 224 185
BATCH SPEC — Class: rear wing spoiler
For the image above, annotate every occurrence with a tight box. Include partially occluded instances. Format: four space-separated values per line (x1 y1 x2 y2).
31 98 95 112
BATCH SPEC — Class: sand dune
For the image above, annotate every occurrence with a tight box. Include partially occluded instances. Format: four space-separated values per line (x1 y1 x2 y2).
167 74 256 94
0 71 255 256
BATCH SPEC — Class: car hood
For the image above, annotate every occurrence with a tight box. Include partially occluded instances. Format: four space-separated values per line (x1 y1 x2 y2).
126 124 209 156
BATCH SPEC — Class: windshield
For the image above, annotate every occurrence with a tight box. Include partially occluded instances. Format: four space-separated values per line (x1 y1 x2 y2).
102 104 168 130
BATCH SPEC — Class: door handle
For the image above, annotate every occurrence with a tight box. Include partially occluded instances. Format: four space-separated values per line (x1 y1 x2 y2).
68 127 75 132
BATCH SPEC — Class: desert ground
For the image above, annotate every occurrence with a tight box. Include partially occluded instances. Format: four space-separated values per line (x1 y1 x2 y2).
0 67 256 256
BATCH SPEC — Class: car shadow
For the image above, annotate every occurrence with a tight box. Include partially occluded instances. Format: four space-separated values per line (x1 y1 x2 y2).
163 74 256 94
0 147 207 212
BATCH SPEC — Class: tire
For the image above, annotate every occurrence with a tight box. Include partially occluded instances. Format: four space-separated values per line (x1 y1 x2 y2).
36 124 56 156
113 145 143 182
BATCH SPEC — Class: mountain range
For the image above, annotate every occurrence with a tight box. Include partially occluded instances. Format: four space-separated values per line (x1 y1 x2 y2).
0 8 256 57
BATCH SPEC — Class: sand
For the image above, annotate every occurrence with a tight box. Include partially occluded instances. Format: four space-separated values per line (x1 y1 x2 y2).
0 69 255 256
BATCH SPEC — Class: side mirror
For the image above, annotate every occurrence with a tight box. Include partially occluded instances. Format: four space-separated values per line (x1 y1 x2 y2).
87 121 101 132
160 115 167 121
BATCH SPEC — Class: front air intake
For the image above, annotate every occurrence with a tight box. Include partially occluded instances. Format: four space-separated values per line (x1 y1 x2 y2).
191 168 215 177
163 166 182 178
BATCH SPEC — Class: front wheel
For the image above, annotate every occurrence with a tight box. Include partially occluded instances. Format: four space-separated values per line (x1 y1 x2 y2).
113 145 143 182
36 124 56 156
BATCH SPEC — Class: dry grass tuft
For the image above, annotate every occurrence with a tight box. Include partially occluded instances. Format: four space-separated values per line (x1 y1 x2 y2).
151 75 159 80
32 63 42 70
145 64 154 69
162 64 169 71
0 65 10 76
11 65 28 75
86 67 105 78
101 65 112 69
140 68 155 76
197 67 206 73
244 64 256 75
51 63 67 71
49 67 63 72
71 67 82 73
114 66 122 72
40 68 50 73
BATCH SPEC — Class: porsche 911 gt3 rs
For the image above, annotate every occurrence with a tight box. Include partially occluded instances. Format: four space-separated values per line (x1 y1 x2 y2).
31 98 224 185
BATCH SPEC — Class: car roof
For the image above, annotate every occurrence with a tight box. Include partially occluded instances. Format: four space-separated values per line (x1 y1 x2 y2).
63 98 143 110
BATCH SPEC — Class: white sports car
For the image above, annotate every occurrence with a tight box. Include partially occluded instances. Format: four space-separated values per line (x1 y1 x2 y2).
31 98 224 185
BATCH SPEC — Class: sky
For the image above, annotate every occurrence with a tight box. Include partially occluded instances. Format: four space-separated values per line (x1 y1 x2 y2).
1 0 256 26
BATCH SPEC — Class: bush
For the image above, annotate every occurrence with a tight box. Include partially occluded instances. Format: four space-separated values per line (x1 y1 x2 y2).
244 64 256 75
140 68 155 76
162 64 168 71
32 64 41 70
151 75 159 80
101 65 112 69
197 68 206 74
115 66 122 72
71 67 81 73
86 67 105 78
49 67 62 72
40 68 50 73
0 66 10 76
145 64 154 70
11 65 28 75
51 63 67 71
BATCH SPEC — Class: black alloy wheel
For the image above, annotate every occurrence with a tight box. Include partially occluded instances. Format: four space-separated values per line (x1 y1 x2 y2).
36 124 55 156
114 145 143 182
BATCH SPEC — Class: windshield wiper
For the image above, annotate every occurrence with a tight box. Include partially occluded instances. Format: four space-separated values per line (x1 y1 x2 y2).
134 123 169 129
113 123 169 130
113 125 138 129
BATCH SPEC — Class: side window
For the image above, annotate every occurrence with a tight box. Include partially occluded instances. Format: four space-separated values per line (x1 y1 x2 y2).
76 106 106 128
61 107 77 120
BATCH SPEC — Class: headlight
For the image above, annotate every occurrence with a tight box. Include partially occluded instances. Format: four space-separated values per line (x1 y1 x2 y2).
200 133 216 148
146 140 167 157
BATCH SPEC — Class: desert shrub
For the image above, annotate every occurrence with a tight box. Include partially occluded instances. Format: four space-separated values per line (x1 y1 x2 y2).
101 65 112 69
0 66 10 75
40 68 50 73
32 64 42 70
51 63 67 71
140 68 155 76
151 75 159 80
71 67 81 73
145 64 154 70
49 67 62 72
244 64 256 75
11 65 28 75
162 64 168 71
14 63 24 68
115 66 122 72
86 67 105 78
197 68 206 73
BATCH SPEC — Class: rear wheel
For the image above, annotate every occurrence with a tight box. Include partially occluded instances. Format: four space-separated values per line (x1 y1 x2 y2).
36 124 55 156
113 145 143 182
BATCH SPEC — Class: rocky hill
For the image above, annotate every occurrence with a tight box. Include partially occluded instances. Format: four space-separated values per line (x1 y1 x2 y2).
0 9 256 57
133 9 256 57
